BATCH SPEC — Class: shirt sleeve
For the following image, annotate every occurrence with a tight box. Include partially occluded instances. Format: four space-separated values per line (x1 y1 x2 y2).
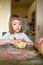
22 33 33 45
0 33 10 39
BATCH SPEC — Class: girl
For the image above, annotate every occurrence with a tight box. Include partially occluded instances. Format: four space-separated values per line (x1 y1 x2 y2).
0 14 33 47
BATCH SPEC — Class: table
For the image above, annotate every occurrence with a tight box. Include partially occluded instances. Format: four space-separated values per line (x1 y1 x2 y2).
0 44 43 65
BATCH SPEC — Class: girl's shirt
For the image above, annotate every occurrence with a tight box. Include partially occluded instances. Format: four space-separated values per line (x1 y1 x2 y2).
1 32 33 45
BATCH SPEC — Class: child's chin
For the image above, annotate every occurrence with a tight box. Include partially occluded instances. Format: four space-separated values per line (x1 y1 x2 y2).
15 30 20 32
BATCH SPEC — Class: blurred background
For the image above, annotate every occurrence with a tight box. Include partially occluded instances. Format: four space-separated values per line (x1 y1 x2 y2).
0 0 43 42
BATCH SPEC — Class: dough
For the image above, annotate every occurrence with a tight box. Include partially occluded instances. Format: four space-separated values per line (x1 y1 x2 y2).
16 42 26 48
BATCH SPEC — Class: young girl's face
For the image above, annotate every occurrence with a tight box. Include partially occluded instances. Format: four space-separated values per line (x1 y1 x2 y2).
12 19 22 33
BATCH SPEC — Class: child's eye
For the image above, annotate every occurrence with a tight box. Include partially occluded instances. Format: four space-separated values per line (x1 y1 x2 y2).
18 23 21 25
13 24 16 25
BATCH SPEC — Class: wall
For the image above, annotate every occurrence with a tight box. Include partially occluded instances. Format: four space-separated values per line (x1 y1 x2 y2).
36 0 43 40
28 1 36 23
0 0 11 38
11 7 28 17
11 1 36 23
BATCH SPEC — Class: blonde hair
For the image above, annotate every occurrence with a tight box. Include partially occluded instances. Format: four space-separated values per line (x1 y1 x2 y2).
9 14 23 34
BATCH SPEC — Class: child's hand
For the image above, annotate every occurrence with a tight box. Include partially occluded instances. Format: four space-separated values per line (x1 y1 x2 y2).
26 42 33 46
13 40 19 47
18 39 25 42
13 39 26 48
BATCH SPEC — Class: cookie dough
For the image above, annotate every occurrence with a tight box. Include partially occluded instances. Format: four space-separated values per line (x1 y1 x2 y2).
16 42 26 48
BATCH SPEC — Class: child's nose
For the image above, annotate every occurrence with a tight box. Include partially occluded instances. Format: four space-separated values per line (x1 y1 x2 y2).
16 24 19 27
